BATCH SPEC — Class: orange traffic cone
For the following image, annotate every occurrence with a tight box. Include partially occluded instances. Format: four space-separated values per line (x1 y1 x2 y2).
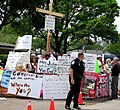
49 97 55 110
27 100 32 110
78 91 85 105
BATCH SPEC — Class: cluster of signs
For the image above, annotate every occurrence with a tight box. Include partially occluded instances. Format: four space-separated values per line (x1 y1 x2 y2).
0 70 69 99
0 37 109 99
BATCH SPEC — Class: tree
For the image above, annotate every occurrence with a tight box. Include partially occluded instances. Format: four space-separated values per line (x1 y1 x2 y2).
33 0 119 53
0 0 119 54
105 34 120 57
0 0 40 31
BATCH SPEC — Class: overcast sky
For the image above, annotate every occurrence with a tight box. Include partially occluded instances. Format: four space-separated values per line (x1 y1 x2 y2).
114 0 120 33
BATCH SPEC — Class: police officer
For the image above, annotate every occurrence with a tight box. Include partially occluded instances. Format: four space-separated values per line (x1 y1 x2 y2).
65 52 85 110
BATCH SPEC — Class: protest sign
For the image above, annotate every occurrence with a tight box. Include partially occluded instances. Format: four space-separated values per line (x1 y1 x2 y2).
70 52 97 72
0 69 3 81
57 56 70 74
8 71 43 99
82 72 98 99
16 51 30 66
84 53 97 72
5 52 20 70
97 74 108 97
37 59 58 74
15 35 32 50
1 70 12 88
43 75 70 99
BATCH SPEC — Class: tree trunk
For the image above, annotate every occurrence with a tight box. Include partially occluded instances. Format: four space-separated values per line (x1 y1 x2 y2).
63 38 67 54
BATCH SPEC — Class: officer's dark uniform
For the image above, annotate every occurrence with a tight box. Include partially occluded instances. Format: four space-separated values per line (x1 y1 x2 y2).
66 58 85 108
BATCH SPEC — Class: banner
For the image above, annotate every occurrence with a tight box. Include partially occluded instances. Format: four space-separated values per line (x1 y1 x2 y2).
8 72 43 99
37 59 58 74
43 75 70 99
57 56 70 74
82 72 98 99
97 74 108 97
1 70 12 88
15 35 32 50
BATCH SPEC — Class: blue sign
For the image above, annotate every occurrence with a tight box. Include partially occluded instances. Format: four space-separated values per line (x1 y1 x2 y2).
1 70 12 88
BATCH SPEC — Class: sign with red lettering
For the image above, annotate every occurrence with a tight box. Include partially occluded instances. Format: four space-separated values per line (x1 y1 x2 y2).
82 72 98 99
7 71 43 98
97 74 109 97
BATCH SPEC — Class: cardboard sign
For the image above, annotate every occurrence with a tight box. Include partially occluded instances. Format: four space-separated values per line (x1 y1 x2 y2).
43 75 70 99
15 35 32 50
8 72 43 99
1 70 12 88
57 56 70 74
37 59 58 74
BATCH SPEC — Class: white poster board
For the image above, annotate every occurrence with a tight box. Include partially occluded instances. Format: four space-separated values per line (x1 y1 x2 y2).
57 56 70 74
5 52 20 70
15 35 32 50
70 52 97 72
37 59 58 74
84 53 97 72
8 72 43 99
45 15 55 30
16 51 30 66
43 75 70 99
5 51 30 71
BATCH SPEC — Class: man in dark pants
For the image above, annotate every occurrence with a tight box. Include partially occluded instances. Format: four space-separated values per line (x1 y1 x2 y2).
65 52 85 110
111 57 120 99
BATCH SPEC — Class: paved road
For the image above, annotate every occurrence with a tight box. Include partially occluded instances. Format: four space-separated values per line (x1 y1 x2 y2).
0 97 119 110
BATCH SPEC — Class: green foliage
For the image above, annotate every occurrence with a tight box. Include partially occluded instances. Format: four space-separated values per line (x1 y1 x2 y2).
0 24 18 44
105 35 120 57
0 54 8 62
0 0 119 53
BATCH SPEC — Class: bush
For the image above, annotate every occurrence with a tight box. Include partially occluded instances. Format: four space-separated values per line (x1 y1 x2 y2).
0 54 8 62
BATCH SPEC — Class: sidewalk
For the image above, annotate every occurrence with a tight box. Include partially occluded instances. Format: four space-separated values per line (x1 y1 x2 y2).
0 97 119 110
82 98 120 110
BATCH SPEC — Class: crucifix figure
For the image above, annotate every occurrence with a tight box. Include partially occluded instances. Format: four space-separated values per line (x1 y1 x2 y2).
36 0 65 54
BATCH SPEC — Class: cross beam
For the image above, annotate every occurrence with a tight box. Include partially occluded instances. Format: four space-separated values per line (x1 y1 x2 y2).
36 7 65 18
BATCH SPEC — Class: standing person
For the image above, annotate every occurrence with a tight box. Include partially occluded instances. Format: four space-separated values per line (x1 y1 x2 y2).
104 58 112 97
65 52 85 110
111 57 120 99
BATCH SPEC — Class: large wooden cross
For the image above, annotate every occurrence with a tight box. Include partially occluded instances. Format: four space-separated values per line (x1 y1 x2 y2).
36 0 65 54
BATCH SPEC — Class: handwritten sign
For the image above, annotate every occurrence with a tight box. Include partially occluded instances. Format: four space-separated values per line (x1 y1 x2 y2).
5 52 20 70
7 71 43 99
16 51 30 66
45 15 55 30
57 56 70 74
84 53 97 72
1 70 12 88
70 52 97 72
43 75 70 99
37 59 58 74
15 35 32 50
